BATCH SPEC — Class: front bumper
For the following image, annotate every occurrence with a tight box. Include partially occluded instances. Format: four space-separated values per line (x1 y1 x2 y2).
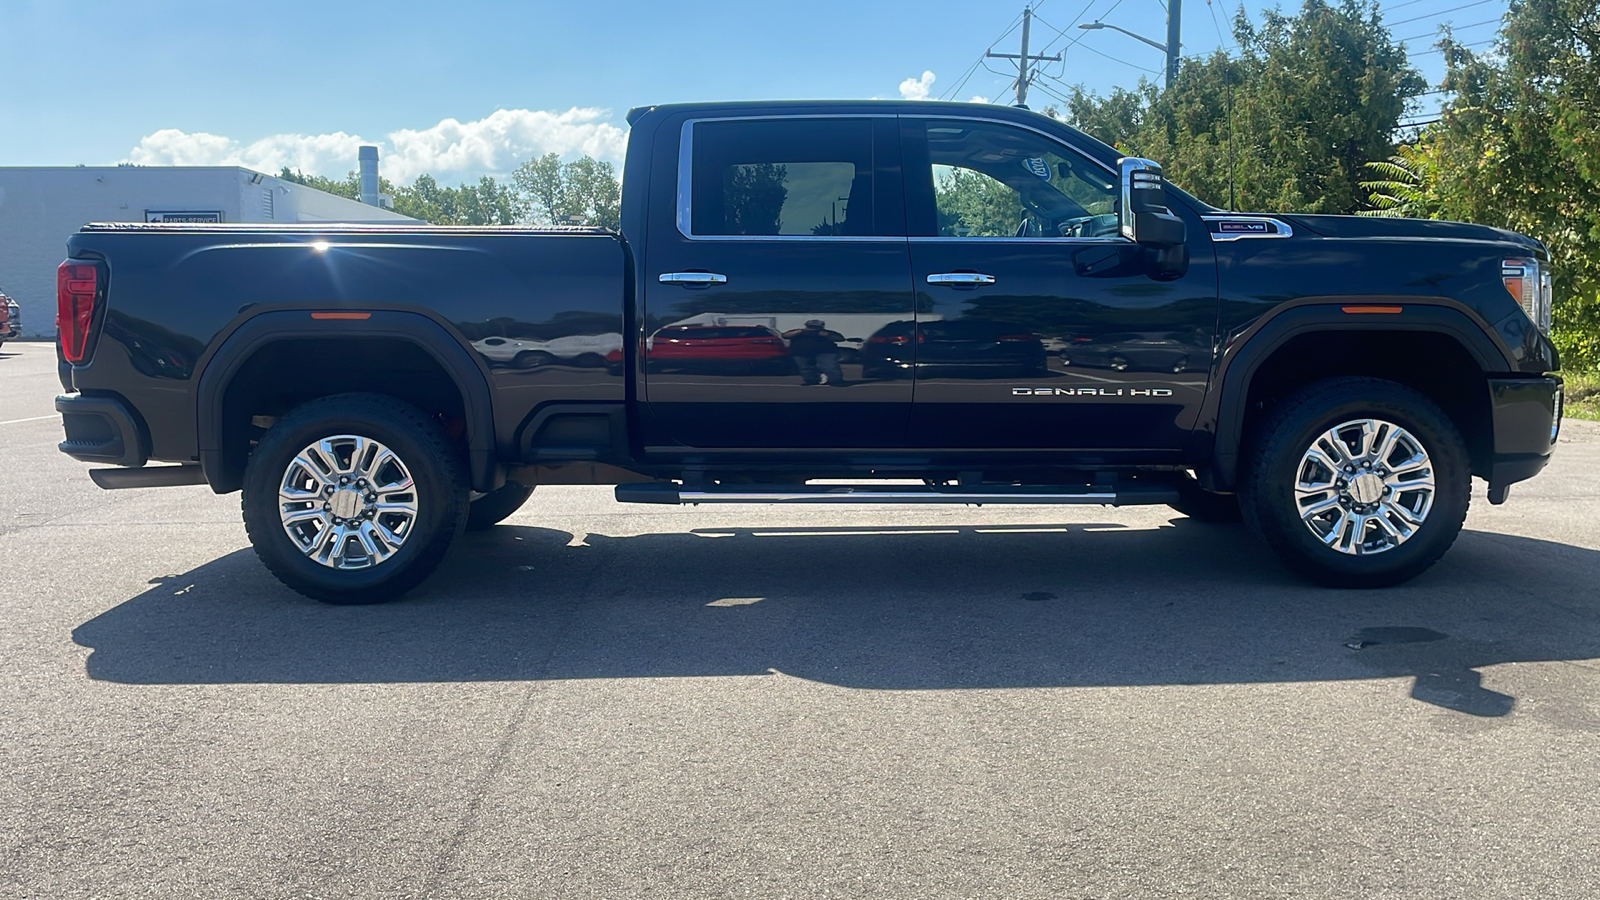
1485 375 1562 500
56 393 148 467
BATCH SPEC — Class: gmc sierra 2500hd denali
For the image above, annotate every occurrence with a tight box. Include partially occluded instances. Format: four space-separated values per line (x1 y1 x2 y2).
54 101 1563 603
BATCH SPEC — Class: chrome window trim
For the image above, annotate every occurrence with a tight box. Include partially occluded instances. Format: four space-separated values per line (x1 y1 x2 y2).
673 111 1121 242
909 235 1130 245
1203 215 1295 241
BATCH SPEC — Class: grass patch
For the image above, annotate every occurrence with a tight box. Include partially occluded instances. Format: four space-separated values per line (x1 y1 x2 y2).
1564 371 1600 421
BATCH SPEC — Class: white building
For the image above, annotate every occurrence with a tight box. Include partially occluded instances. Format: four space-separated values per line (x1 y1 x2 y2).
0 165 413 338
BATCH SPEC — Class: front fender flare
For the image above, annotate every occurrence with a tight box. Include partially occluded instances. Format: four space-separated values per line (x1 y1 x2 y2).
1195 301 1511 491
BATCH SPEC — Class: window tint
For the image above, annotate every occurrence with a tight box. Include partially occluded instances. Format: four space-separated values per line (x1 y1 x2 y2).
920 121 1119 239
691 119 873 237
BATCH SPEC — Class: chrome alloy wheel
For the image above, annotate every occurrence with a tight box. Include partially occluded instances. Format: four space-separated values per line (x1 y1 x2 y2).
1293 418 1435 556
278 435 419 569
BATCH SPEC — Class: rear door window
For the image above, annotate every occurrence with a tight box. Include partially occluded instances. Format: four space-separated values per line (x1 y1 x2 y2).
687 118 876 237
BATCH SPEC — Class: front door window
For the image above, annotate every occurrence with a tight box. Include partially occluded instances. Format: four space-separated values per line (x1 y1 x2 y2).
923 121 1121 239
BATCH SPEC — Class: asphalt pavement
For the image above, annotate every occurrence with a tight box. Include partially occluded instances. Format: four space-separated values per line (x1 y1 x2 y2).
3 339 1598 899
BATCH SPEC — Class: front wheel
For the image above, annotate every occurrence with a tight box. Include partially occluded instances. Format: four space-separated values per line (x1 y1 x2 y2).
242 393 468 604
1240 377 1470 588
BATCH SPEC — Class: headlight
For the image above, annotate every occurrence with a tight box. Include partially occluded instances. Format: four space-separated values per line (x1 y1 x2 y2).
1502 257 1553 333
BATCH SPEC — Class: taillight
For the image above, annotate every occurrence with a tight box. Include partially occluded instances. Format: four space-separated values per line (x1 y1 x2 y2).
997 333 1037 342
868 334 911 345
57 261 99 363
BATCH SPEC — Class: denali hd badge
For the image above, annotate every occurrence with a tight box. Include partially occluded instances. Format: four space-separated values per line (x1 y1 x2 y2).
1014 387 1174 397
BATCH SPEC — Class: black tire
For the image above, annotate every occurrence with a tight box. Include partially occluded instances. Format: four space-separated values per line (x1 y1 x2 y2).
1168 473 1242 523
465 482 535 532
1240 377 1470 588
241 393 468 604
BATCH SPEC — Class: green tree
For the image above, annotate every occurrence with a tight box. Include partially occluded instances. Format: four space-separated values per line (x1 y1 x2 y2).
1356 144 1440 218
1366 0 1600 368
390 174 517 225
510 153 622 230
277 167 515 225
1054 0 1424 214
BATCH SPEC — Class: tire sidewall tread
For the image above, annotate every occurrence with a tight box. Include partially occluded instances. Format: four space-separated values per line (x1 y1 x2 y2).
241 392 468 604
1240 376 1471 588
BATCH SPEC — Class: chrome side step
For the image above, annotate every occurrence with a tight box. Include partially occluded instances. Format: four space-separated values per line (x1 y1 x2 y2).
615 482 1178 506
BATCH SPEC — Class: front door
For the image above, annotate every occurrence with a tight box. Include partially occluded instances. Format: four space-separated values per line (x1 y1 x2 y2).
895 117 1217 453
642 115 915 449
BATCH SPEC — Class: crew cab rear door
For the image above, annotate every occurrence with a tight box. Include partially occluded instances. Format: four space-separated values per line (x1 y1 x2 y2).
897 116 1218 452
640 115 914 449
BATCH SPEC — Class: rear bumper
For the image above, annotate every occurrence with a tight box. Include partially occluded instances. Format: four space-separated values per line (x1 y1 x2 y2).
1486 375 1562 493
56 393 148 467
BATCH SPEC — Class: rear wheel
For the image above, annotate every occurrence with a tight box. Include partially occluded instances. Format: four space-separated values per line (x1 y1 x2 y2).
1240 377 1469 587
465 482 535 531
242 393 468 604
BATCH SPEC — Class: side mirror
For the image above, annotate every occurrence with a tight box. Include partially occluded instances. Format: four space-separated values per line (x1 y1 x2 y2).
1118 157 1186 249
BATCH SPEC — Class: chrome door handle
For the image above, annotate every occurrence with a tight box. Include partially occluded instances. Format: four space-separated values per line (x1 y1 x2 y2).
659 272 728 285
926 272 996 285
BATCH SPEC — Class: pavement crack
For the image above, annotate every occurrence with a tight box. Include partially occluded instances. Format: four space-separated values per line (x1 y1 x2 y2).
418 532 613 895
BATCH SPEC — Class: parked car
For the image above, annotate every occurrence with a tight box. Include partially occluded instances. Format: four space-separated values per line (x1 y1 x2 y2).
1063 331 1196 373
0 292 19 344
53 99 1562 603
473 333 622 369
646 324 792 373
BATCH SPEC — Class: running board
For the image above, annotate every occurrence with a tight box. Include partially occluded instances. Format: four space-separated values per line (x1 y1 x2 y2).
90 465 207 490
615 482 1179 506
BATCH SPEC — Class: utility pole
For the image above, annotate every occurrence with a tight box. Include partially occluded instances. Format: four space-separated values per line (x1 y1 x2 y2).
986 6 1062 108
1080 2 1182 85
1165 0 1182 85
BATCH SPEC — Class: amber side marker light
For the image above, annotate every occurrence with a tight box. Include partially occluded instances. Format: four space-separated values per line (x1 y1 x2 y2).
1340 305 1403 314
310 312 372 320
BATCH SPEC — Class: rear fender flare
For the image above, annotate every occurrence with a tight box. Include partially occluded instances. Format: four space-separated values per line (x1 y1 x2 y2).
1196 301 1510 491
195 310 497 493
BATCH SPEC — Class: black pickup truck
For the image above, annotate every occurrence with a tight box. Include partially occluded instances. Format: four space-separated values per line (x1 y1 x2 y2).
54 100 1563 602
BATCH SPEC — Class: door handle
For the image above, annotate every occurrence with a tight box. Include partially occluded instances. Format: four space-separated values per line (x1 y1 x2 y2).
659 272 728 285
926 273 996 285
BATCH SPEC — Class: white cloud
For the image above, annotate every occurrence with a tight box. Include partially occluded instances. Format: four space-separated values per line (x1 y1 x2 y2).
899 70 936 101
969 95 991 104
123 107 629 183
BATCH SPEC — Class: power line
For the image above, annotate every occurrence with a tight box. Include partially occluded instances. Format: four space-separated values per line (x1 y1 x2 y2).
1206 0 1236 52
1412 36 1496 55
1078 42 1165 75
1039 0 1127 55
1398 16 1500 41
940 10 1029 100
1029 79 1078 109
1388 0 1497 28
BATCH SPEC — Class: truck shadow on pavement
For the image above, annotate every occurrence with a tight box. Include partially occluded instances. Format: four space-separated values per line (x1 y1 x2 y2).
73 517 1600 718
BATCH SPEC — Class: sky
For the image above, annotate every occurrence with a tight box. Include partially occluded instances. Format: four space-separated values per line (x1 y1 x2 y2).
0 0 1508 185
